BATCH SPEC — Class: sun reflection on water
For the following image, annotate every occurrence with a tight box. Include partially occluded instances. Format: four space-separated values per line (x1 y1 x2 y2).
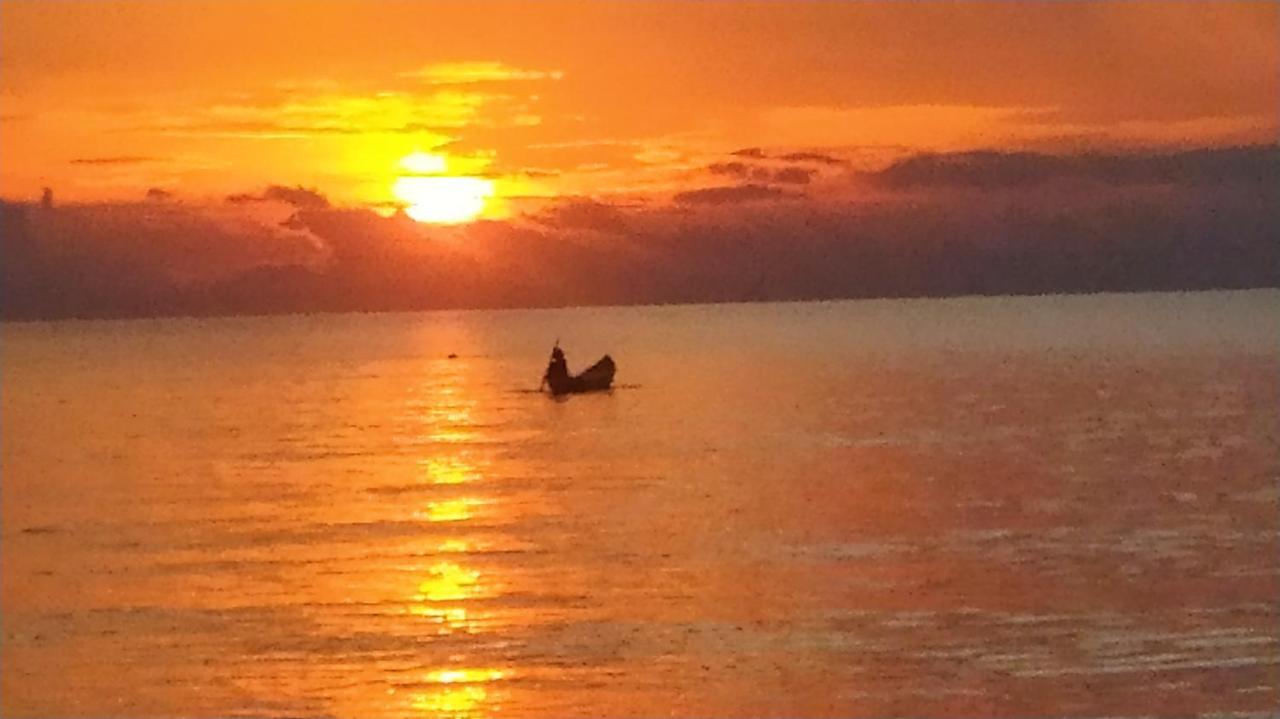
422 456 481 485
423 498 482 523
410 557 485 633
430 427 478 444
411 667 509 718
403 361 516 717
411 685 491 717
426 398 479 444
416 561 480 602
415 604 472 632
436 538 471 553
427 668 506 684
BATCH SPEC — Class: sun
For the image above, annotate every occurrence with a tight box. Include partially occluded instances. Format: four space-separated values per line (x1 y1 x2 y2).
393 176 494 223
394 152 494 224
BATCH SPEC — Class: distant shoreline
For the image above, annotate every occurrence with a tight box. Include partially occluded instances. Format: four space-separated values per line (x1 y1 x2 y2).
4 284 1277 326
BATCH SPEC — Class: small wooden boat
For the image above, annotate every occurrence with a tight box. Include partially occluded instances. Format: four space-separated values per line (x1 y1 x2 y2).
543 346 615 396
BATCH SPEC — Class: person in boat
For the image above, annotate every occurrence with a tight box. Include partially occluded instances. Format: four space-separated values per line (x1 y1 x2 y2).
543 346 570 392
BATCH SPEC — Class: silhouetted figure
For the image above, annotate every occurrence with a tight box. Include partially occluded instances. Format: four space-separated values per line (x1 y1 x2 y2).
40 187 53 209
543 346 570 390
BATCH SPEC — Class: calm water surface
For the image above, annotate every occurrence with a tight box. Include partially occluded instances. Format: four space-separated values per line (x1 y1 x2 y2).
3 291 1278 717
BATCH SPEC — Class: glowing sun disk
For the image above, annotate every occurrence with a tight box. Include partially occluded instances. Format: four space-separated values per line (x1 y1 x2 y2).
394 175 494 224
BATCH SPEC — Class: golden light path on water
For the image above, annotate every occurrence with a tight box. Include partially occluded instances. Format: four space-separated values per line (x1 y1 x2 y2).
410 394 504 716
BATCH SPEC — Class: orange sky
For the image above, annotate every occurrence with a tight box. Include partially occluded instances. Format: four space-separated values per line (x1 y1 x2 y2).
2 0 1276 215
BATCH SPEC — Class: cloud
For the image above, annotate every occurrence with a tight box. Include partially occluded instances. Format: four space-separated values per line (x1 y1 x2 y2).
129 87 529 140
778 151 848 166
530 198 633 234
708 161 815 185
70 156 157 166
707 161 751 178
869 144 1280 189
261 185 329 209
725 149 848 167
3 143 1277 320
673 184 796 205
400 61 564 85
518 168 561 179
152 121 453 138
227 185 330 209
772 167 815 185
0 199 325 319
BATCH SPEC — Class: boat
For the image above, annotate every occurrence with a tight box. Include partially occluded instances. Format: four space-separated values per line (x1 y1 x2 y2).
542 346 616 395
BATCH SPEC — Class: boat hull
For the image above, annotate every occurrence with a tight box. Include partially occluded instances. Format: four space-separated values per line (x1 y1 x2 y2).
548 355 615 395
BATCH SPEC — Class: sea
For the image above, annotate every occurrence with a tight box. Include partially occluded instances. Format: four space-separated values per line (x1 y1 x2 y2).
2 289 1278 718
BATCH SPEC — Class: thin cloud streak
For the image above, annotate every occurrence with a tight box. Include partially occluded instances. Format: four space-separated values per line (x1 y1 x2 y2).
400 61 564 85
70 156 158 166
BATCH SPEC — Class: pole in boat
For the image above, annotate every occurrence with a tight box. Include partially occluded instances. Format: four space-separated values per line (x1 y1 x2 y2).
539 338 560 391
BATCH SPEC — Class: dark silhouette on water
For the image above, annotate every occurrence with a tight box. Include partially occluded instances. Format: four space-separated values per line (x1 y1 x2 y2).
541 343 616 396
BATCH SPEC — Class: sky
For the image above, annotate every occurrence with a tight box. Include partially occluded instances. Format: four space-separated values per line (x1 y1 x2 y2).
1 1 1277 319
